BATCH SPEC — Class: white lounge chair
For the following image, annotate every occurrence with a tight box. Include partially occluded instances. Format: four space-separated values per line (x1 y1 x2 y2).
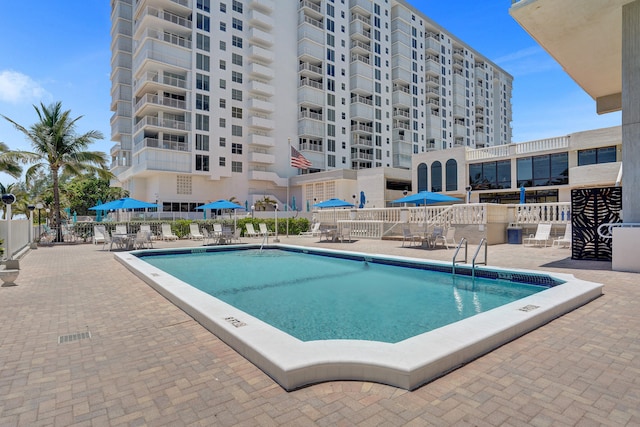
245 223 259 238
259 223 274 236
134 230 153 249
93 225 107 245
434 227 456 249
189 223 204 240
553 223 572 248
524 223 552 247
401 226 421 247
212 223 223 243
299 222 322 237
140 224 156 240
161 223 178 240
115 224 127 235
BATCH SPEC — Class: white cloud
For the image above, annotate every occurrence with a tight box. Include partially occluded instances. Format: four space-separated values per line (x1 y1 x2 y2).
0 70 50 103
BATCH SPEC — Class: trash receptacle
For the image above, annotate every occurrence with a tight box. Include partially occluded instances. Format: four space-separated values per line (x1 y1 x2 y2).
507 223 522 244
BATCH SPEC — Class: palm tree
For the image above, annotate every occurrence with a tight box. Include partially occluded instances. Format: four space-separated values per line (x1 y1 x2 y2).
2 102 112 241
0 142 23 179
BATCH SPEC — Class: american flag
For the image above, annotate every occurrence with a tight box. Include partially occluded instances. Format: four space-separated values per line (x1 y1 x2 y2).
290 145 312 169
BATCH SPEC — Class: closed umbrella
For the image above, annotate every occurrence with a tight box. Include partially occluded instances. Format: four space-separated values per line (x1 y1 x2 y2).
520 186 526 204
291 196 297 212
359 191 366 209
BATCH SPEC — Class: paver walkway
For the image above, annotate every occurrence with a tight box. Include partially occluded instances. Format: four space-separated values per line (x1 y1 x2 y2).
1 237 638 426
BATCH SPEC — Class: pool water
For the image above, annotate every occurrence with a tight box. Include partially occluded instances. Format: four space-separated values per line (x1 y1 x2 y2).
140 248 545 343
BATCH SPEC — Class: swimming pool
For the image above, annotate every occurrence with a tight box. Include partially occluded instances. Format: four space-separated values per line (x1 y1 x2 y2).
139 248 547 343
116 244 603 391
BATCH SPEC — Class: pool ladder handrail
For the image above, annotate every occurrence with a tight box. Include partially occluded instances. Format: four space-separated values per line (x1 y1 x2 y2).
471 238 488 279
259 231 268 252
452 238 468 275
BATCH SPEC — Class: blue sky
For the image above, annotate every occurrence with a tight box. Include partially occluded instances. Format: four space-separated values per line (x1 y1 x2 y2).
0 0 622 184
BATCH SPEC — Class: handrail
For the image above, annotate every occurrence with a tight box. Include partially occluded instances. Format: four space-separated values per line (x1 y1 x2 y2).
259 232 268 251
452 238 468 275
597 222 640 239
472 238 488 279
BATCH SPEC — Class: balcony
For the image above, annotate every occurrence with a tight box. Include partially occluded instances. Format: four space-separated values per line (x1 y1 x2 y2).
298 20 325 45
249 0 274 13
350 21 371 41
298 39 324 61
392 88 412 107
248 132 275 147
248 150 276 164
391 67 411 83
351 135 373 147
298 86 324 106
351 151 373 161
249 80 275 96
133 137 190 153
249 45 274 63
134 7 192 35
300 0 322 19
133 43 191 72
249 62 274 79
351 123 373 134
249 115 275 130
298 61 322 78
248 97 275 113
393 120 410 130
350 60 372 79
350 97 374 119
133 115 190 134
249 27 273 47
350 75 373 95
299 110 323 121
134 93 187 116
135 71 187 97
130 150 191 174
424 36 440 53
392 108 410 119
298 119 325 137
249 8 274 30
351 40 370 54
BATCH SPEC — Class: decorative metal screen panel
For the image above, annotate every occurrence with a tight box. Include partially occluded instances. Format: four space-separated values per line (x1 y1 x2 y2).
571 187 622 260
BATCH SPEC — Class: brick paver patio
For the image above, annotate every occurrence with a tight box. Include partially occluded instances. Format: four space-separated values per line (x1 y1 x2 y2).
1 237 638 426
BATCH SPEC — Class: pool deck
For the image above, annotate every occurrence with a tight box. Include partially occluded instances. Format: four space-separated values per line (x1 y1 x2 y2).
1 237 638 426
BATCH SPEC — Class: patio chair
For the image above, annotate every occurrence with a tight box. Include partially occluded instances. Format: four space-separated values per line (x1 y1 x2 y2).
245 223 259 238
93 225 107 245
232 228 242 244
189 223 204 240
161 223 178 241
259 223 274 236
552 223 572 248
212 223 223 243
524 223 552 247
134 230 153 249
299 222 322 237
401 226 421 247
338 226 352 243
101 230 113 251
140 224 156 240
115 224 127 235
434 227 456 249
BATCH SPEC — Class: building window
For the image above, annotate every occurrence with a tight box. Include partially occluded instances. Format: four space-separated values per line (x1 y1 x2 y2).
196 53 210 71
577 146 617 166
196 33 210 51
195 94 209 111
220 40 226 50
197 14 210 31
196 73 209 91
219 137 226 147
219 157 226 167
231 125 243 136
231 71 243 83
195 155 210 171
219 98 226 108
231 89 242 101
469 160 511 190
431 161 442 192
445 159 457 191
196 134 209 151
517 153 568 187
231 143 243 154
232 0 243 13
232 18 243 30
232 36 242 48
220 22 226 32
231 107 242 118
418 163 429 191
197 0 210 12
219 118 226 128
195 114 209 131
232 53 243 66
220 2 226 12
231 161 242 172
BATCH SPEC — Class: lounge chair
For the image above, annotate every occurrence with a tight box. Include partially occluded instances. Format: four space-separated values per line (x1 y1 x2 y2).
245 223 259 238
212 223 223 243
338 226 352 243
93 225 107 245
299 222 322 237
401 226 421 247
140 224 156 240
189 223 204 240
115 224 127 235
161 223 178 240
259 223 274 236
434 227 456 249
524 223 552 247
552 223 572 248
134 230 153 249
232 228 242 244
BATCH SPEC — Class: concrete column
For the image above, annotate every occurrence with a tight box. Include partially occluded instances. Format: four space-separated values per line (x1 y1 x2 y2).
622 0 640 223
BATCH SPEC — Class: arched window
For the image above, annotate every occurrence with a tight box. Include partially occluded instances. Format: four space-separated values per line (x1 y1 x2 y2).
431 161 442 192
446 159 458 191
417 163 428 192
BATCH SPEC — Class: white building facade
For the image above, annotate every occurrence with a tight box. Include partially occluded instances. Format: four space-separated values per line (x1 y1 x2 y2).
109 0 512 213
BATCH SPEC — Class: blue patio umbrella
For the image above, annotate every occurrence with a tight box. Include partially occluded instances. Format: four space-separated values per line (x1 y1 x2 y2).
520 185 526 204
391 191 461 206
313 198 355 223
89 197 159 211
359 191 366 209
196 200 244 230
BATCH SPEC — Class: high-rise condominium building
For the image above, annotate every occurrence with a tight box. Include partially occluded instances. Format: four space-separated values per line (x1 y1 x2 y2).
110 0 512 212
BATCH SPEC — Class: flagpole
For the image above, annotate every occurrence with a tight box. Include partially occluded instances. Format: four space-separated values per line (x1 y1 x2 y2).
286 137 290 238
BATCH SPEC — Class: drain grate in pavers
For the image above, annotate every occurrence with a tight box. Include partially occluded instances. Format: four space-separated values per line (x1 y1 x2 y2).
58 331 91 344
